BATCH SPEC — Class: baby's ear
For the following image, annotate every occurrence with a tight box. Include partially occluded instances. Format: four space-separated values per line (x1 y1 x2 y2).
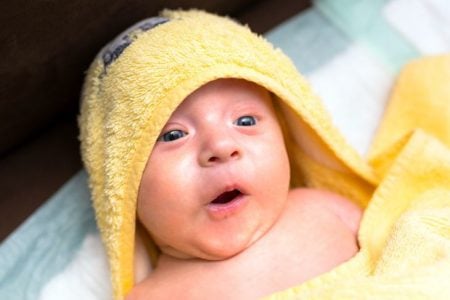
133 222 154 283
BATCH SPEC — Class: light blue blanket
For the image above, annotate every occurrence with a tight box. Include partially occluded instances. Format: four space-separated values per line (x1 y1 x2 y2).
0 171 96 298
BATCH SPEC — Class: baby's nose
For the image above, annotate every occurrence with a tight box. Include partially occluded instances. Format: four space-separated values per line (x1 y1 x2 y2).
198 133 241 167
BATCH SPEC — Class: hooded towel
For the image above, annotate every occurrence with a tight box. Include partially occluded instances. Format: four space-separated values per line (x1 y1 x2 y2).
78 9 450 299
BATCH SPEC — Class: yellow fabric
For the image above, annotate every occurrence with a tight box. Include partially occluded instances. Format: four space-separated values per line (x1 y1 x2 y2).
268 55 450 299
78 9 450 300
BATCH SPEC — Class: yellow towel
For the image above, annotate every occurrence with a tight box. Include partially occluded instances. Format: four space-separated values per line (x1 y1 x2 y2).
78 9 450 299
269 54 450 299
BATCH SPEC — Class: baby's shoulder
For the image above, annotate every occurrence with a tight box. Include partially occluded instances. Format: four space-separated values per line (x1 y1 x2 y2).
288 188 356 207
287 188 362 234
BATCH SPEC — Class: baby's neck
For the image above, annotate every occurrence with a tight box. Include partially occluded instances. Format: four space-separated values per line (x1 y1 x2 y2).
158 252 195 267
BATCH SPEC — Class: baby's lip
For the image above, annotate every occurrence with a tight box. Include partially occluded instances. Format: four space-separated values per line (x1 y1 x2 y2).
210 189 242 204
206 185 248 220
208 185 246 205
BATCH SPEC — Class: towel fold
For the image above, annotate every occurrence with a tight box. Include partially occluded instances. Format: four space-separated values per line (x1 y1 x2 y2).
269 54 450 299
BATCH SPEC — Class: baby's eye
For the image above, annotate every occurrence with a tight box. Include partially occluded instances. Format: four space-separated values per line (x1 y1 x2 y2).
234 116 257 126
158 130 187 142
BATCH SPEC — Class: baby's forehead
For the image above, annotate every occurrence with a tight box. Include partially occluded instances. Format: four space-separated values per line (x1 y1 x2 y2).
183 78 270 106
167 79 273 119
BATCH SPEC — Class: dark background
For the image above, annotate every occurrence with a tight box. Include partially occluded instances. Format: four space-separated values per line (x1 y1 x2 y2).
0 0 311 241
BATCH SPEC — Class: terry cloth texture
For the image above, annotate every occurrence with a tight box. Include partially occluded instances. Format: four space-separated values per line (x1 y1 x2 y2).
78 9 450 299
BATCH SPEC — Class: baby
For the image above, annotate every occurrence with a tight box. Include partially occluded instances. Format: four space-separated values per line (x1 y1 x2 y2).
79 9 369 300
128 78 361 299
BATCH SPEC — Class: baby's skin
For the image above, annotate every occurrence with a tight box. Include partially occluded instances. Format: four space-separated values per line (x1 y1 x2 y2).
127 79 362 299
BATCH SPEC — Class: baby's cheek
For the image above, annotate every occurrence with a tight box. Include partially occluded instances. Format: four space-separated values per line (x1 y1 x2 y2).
136 202 169 249
265 141 290 178
136 197 153 230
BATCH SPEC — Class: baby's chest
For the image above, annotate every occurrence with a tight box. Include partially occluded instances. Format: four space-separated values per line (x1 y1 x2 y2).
195 211 357 298
157 209 358 299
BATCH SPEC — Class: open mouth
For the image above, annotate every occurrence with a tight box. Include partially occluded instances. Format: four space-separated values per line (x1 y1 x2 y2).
210 189 242 205
206 187 247 219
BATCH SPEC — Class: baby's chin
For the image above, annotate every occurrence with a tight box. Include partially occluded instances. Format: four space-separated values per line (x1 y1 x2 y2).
158 226 270 261
159 242 248 261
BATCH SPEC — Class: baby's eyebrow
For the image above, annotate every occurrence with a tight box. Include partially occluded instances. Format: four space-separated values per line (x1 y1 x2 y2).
232 98 269 112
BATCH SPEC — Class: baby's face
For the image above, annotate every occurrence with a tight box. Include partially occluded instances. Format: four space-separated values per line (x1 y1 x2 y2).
137 79 290 260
